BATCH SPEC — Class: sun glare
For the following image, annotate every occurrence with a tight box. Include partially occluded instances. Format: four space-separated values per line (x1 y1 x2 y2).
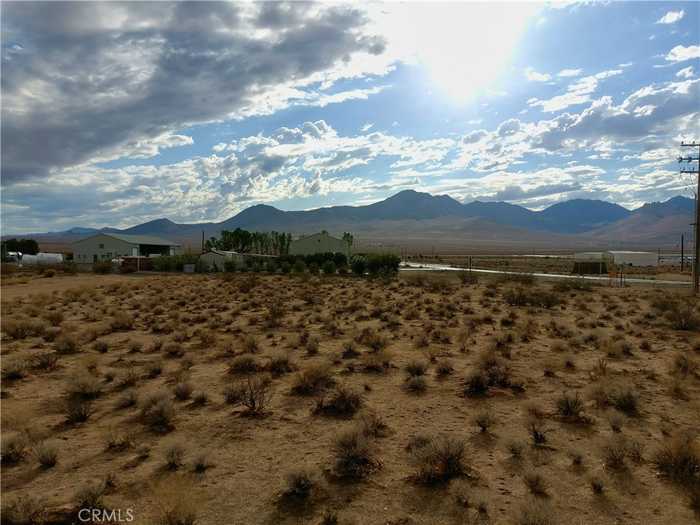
371 3 542 103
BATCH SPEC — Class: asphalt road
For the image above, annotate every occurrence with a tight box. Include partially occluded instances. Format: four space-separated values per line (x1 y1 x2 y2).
400 262 691 287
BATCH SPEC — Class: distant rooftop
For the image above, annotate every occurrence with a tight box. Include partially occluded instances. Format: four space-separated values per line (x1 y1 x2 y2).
74 232 181 246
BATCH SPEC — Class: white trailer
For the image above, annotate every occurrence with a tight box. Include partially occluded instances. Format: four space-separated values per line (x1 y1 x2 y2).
606 251 658 267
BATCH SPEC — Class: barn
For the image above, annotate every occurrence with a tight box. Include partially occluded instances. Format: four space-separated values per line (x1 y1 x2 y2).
72 233 181 264
289 232 350 257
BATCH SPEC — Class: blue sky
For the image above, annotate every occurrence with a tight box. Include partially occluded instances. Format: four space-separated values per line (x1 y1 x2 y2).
1 1 699 233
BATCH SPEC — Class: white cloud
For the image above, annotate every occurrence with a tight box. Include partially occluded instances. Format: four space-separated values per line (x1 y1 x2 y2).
529 68 623 112
665 45 700 63
361 123 374 132
557 68 583 78
676 66 695 79
525 67 552 82
656 10 684 24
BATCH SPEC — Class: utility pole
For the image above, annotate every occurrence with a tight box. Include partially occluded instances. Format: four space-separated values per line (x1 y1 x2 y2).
681 233 684 273
680 141 700 293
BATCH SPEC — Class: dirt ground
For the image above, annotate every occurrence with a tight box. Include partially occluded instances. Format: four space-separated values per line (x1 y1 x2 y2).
1 271 699 525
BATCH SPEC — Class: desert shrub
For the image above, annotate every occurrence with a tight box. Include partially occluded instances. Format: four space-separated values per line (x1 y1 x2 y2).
358 410 389 438
291 364 333 395
350 256 367 276
163 441 186 470
147 361 163 378
75 480 106 510
93 340 109 353
411 435 467 485
243 335 259 353
280 469 316 503
355 327 388 351
65 398 93 424
332 427 379 479
2 357 28 380
163 342 185 358
457 271 478 285
523 473 548 496
590 476 605 494
360 349 393 373
33 352 59 371
171 382 191 401
110 312 135 331
654 434 700 485
516 499 553 525
404 376 427 394
503 287 560 309
464 371 489 397
672 353 698 377
1 495 46 525
267 353 294 376
44 310 64 327
610 386 639 416
305 336 320 355
315 385 363 417
54 333 80 354
229 354 259 375
508 440 524 460
1 433 28 464
141 391 176 432
3 318 46 339
93 261 112 274
34 441 58 469
435 359 454 377
602 437 629 470
66 372 102 399
405 360 428 377
653 296 700 330
105 428 134 451
527 419 548 446
472 410 495 433
556 391 584 419
226 375 272 415
151 477 199 525
192 392 208 406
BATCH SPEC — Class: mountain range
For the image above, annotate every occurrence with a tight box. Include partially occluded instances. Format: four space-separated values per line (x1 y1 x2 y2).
7 191 694 252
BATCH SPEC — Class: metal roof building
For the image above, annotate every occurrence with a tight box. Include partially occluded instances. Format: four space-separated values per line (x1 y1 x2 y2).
72 233 181 263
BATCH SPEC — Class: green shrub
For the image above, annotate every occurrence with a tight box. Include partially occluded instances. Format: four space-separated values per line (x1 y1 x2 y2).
322 260 337 275
92 261 112 274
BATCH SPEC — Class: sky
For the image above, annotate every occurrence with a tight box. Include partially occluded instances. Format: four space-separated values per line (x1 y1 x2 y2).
1 1 699 233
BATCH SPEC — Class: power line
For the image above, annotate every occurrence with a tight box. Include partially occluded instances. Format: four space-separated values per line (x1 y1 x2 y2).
679 140 700 294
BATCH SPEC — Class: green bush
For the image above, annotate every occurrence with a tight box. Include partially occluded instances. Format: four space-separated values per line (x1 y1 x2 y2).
151 254 201 272
92 261 112 274
223 260 237 273
366 254 401 276
322 260 337 275
351 256 367 276
292 259 306 274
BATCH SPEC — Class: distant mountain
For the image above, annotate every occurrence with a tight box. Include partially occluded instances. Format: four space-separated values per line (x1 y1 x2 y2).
5 191 693 250
537 199 632 233
587 196 693 244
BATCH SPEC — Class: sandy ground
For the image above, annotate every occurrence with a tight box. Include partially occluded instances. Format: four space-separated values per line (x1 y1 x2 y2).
1 272 699 524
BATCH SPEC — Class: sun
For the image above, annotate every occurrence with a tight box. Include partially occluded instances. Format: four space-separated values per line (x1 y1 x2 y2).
369 3 542 104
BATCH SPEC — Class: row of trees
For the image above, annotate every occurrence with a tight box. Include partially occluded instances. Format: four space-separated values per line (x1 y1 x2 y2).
204 229 292 255
204 228 355 256
220 252 400 277
1 238 39 256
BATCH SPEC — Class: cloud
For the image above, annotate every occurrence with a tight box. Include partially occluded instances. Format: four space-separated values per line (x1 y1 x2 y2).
529 69 623 112
656 10 684 24
525 67 551 82
1 2 386 183
676 66 694 79
665 45 700 63
557 68 583 77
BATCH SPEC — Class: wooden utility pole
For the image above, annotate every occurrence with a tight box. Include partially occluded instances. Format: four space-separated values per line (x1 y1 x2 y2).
681 233 684 272
680 141 700 293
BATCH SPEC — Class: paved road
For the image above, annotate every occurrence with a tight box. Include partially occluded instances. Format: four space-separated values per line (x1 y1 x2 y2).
400 262 691 287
